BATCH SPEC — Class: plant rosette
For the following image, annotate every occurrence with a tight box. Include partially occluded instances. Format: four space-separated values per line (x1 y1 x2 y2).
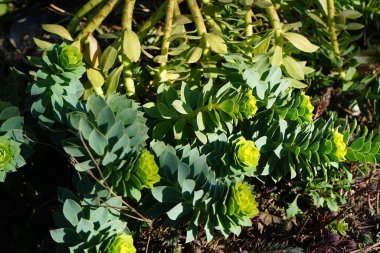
135 150 161 189
105 233 136 253
228 182 259 219
234 137 260 173
0 136 24 181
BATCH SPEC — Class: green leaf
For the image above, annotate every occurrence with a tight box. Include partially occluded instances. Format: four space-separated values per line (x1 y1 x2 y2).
33 38 53 50
123 30 141 62
341 10 362 19
289 78 307 89
152 186 182 203
254 0 272 8
186 47 203 63
172 100 193 114
204 33 227 54
76 218 94 234
167 202 190 220
42 24 73 41
50 228 79 243
219 99 234 114
286 195 302 218
283 56 304 80
105 65 123 96
88 129 108 156
351 137 364 151
100 45 119 72
326 198 339 212
346 23 364 30
63 199 81 226
284 32 319 53
271 45 283 66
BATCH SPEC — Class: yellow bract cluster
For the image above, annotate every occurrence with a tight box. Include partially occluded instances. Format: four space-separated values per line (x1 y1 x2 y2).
232 182 259 218
333 131 347 160
246 90 258 117
301 93 314 121
235 137 260 168
107 234 136 253
59 45 83 68
0 138 12 168
136 150 160 188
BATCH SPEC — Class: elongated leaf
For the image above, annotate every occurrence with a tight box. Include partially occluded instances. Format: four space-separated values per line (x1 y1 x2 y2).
33 38 53 50
284 32 319 53
42 24 73 41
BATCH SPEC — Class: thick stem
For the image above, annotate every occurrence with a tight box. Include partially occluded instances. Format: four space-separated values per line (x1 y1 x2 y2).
327 0 345 79
68 0 105 34
265 3 283 47
76 0 120 40
122 0 137 96
186 0 207 36
138 0 185 41
122 0 136 31
245 6 253 38
161 0 176 66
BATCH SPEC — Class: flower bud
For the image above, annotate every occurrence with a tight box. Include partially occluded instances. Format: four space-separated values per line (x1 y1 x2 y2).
229 182 259 218
106 233 136 253
234 137 260 168
136 150 160 188
59 45 83 69
333 130 346 160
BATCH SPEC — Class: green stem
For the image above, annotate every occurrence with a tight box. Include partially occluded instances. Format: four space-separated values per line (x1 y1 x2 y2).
76 0 120 40
265 3 283 47
122 0 136 31
205 15 222 32
68 0 105 34
122 0 137 96
327 0 345 79
245 6 253 38
138 0 185 41
186 0 207 36
161 0 176 65
265 2 283 65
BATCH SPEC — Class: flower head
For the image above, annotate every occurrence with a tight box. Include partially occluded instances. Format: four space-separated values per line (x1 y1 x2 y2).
234 137 260 168
106 233 136 253
240 90 258 119
229 182 259 218
333 130 346 160
136 150 160 188
301 93 314 121
59 45 83 69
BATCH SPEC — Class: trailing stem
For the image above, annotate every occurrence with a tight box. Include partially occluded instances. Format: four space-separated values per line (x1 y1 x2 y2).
186 0 207 36
327 0 345 79
67 0 105 34
161 0 176 66
76 0 120 40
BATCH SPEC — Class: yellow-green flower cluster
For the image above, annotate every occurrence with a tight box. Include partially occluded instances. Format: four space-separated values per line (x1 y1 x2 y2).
136 150 160 188
240 90 258 119
59 45 83 69
229 182 259 218
106 233 136 253
0 137 19 171
333 130 347 160
234 137 260 168
301 93 314 121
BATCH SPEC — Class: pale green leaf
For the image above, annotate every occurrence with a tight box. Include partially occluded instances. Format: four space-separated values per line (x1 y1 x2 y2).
42 24 73 41
284 32 319 53
123 30 141 62
204 33 228 54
